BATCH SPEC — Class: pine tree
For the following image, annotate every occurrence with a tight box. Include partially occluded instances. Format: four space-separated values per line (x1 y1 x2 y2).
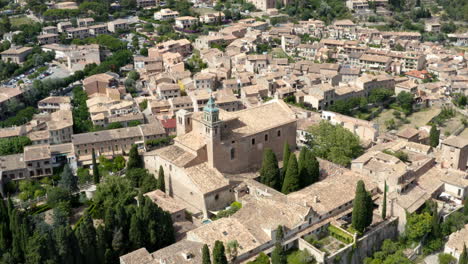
213 240 228 264
382 181 387 220
271 229 286 264
429 125 440 148
460 244 467 264
127 145 143 170
92 149 100 184
260 149 281 190
352 180 373 233
281 142 291 183
157 166 165 192
59 164 78 192
202 244 211 264
281 154 300 194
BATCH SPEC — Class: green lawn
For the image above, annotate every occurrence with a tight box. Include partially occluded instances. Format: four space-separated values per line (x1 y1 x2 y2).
372 107 441 133
10 16 35 27
286 249 316 264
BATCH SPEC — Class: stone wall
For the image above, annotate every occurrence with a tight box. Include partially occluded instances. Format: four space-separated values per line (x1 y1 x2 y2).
325 217 399 264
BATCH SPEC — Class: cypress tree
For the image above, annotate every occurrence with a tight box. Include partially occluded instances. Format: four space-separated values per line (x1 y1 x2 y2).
275 225 284 242
271 227 286 264
430 202 440 238
364 190 374 228
212 240 228 264
157 166 165 192
382 181 387 220
127 145 143 170
129 214 144 249
54 225 81 264
281 142 291 183
92 149 100 184
75 214 98 264
259 149 281 190
460 244 467 264
299 149 320 188
352 180 372 233
464 195 468 216
429 125 440 148
0 199 10 252
202 244 211 264
281 154 300 194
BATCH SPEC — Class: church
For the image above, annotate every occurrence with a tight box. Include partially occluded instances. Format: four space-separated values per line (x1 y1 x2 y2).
144 97 297 217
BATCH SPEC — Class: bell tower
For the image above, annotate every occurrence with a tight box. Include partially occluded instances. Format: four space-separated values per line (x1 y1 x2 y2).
203 95 222 168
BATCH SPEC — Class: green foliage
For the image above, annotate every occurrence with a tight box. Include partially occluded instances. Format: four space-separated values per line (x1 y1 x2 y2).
307 121 363 167
260 149 281 190
298 147 320 188
441 212 468 236
368 88 394 104
396 92 414 115
351 180 373 233
0 107 37 128
107 122 123 129
126 168 158 193
213 202 242 220
405 212 432 242
203 244 212 264
139 99 148 111
436 0 468 22
157 166 165 192
59 165 78 193
382 182 387 220
282 0 351 24
145 136 174 149
452 93 467 108
213 240 228 264
93 176 137 216
281 142 291 183
286 249 316 264
210 41 229 52
47 187 71 208
186 50 208 73
281 154 300 194
382 149 409 163
429 125 439 148
18 180 46 201
328 225 354 244
271 241 286 264
0 136 32 155
438 253 456 264
430 106 456 126
127 145 143 170
247 252 270 264
92 149 100 184
460 244 468 264
72 87 93 133
364 239 412 264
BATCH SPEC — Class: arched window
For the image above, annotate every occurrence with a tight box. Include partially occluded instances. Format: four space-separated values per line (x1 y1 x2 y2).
230 148 235 160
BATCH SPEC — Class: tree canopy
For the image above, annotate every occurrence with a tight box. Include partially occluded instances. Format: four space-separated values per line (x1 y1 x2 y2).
281 154 300 194
351 180 373 233
260 149 281 190
307 121 363 167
